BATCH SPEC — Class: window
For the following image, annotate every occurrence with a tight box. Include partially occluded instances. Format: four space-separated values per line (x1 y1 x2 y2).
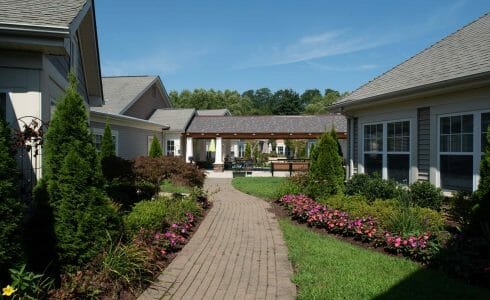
277 146 285 156
93 129 118 155
363 121 411 184
238 144 245 158
166 140 175 156
439 114 473 191
363 124 383 176
387 121 410 184
482 113 490 152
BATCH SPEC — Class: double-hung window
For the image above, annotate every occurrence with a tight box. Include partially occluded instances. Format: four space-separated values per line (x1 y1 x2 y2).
363 120 411 184
166 140 175 156
363 124 383 176
439 115 474 191
387 121 410 184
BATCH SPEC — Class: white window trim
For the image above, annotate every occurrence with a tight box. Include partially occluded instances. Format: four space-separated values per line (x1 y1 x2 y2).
436 109 490 192
92 127 119 156
166 139 175 156
361 119 412 183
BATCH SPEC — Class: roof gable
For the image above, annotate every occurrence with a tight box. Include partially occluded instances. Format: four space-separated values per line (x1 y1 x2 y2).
93 76 170 115
149 109 196 132
334 13 490 107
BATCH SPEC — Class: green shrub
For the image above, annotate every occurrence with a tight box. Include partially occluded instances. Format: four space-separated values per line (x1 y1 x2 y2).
165 197 202 225
274 179 303 199
101 156 137 209
100 235 150 291
448 191 477 229
307 131 344 198
409 181 444 210
100 122 116 160
148 135 163 158
123 198 169 238
345 174 398 202
43 74 120 271
384 206 445 236
0 117 24 280
7 264 54 299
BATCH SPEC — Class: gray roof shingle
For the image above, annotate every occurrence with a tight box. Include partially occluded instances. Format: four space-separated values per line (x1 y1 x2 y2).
91 76 158 115
334 13 490 106
197 109 231 116
149 109 196 131
187 115 346 134
0 0 87 29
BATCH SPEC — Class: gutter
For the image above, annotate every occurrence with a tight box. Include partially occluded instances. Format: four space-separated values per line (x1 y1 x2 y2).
329 71 490 111
0 23 70 38
90 110 170 131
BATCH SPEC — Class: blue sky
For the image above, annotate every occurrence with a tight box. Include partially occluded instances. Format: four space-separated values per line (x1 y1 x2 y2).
96 0 489 94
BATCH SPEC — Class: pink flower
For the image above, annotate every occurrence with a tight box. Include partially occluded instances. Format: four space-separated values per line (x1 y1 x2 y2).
161 249 167 255
394 237 401 247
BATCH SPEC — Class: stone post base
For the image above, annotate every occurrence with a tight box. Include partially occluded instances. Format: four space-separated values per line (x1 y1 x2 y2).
213 164 224 172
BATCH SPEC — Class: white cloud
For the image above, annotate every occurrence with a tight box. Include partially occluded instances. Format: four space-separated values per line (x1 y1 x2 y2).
238 29 392 68
101 48 209 77
305 61 379 72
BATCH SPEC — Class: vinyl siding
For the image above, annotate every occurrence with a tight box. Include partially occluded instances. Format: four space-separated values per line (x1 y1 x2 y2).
417 107 430 181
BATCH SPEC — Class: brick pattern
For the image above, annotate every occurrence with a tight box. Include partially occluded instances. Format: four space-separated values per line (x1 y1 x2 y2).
138 179 296 300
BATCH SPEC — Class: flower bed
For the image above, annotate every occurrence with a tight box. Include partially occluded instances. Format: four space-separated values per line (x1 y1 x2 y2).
278 194 436 262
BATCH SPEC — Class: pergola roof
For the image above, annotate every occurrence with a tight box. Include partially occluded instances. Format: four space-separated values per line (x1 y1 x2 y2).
186 114 346 139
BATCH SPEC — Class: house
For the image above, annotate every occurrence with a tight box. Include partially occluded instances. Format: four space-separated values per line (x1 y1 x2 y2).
0 0 103 179
90 76 171 158
330 13 490 192
148 108 231 157
185 114 347 171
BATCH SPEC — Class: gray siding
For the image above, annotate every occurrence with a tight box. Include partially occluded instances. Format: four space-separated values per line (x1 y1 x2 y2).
91 121 162 159
417 107 430 181
353 117 358 174
47 55 69 79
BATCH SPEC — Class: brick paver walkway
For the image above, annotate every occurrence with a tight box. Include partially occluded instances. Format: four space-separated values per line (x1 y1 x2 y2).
139 178 296 300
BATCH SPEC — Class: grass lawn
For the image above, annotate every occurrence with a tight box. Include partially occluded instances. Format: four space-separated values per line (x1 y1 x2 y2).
279 218 490 300
160 180 193 194
231 177 285 200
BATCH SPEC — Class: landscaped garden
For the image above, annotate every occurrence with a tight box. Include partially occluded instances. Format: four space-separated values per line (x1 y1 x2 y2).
0 75 209 299
233 128 490 297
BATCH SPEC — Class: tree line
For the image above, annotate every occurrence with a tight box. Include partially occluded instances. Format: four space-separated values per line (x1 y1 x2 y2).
169 88 347 115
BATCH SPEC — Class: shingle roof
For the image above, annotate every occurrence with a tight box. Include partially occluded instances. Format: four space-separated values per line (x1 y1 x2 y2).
91 76 158 115
334 13 490 107
149 109 196 132
187 115 346 134
197 109 231 116
0 0 87 29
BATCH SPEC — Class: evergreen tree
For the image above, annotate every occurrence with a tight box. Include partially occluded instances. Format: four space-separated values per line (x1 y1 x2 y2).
330 126 344 159
0 117 24 278
307 131 344 197
43 73 119 271
478 127 490 199
100 121 115 160
149 135 163 157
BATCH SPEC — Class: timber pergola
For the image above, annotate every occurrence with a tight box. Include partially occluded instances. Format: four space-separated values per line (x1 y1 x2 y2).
185 114 347 171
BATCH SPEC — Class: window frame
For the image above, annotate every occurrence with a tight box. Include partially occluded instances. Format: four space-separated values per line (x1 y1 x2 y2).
92 128 118 156
166 139 175 156
437 110 490 192
361 119 412 184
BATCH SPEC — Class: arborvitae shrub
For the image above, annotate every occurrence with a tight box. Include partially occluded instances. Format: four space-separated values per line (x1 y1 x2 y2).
0 117 24 280
100 122 115 160
43 74 120 271
55 145 120 268
307 131 344 198
148 135 163 158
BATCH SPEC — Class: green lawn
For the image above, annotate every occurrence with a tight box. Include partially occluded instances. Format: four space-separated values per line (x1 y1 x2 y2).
279 218 490 300
160 180 193 194
231 177 286 200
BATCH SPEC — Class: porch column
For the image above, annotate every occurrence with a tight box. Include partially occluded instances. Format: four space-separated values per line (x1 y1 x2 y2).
213 136 224 171
186 137 193 163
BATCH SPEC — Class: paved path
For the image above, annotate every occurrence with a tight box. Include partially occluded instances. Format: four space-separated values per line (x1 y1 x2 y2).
139 178 296 300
